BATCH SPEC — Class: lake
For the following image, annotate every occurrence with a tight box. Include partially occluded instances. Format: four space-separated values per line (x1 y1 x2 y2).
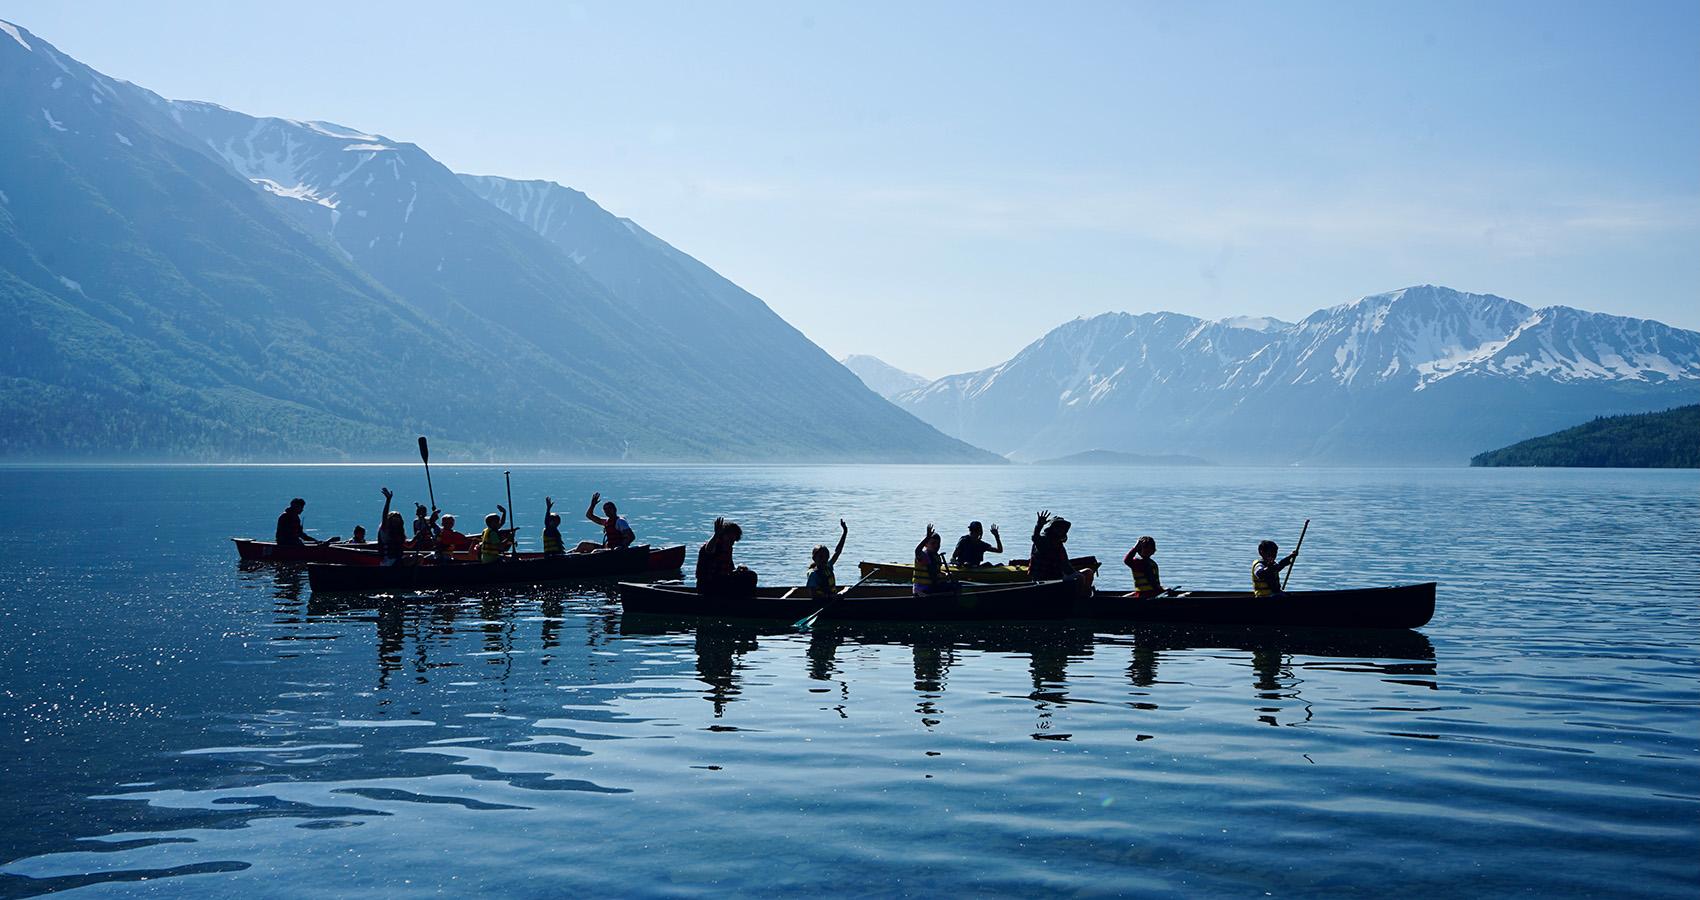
0 464 1695 897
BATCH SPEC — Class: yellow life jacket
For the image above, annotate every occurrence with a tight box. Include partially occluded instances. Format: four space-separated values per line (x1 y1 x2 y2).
1130 557 1159 595
542 528 564 555
913 550 937 588
1252 560 1280 597
480 526 505 562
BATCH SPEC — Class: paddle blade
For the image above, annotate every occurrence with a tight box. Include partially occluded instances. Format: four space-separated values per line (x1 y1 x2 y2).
417 436 430 463
793 611 821 630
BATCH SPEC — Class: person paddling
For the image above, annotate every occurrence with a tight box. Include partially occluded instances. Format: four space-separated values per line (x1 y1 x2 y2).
1124 535 1179 599
807 519 849 601
913 525 961 597
542 497 566 558
1252 540 1298 597
376 488 408 566
578 492 636 553
696 517 755 596
275 498 323 547
950 521 1003 567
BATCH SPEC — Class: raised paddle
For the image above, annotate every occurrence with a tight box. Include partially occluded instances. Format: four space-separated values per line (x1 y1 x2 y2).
794 570 879 631
504 470 518 559
417 436 437 513
1282 518 1310 590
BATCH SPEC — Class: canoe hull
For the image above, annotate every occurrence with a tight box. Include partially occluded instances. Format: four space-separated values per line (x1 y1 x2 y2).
307 545 686 593
234 539 380 565
617 579 1080 623
1075 583 1436 629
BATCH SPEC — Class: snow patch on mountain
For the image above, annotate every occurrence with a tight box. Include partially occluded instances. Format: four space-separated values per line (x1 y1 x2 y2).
1 19 32 51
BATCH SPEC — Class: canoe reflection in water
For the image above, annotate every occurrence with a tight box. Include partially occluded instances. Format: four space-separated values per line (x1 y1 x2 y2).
617 615 1437 733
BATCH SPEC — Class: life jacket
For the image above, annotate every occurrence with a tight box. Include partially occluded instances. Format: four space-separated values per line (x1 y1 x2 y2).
1128 556 1160 596
1030 539 1069 579
697 540 733 579
412 519 436 550
809 563 836 598
542 526 565 556
480 526 505 563
438 528 469 551
913 548 940 589
1252 560 1281 597
604 517 634 549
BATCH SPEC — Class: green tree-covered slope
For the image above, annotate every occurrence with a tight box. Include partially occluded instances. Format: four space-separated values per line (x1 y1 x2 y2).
1470 405 1700 468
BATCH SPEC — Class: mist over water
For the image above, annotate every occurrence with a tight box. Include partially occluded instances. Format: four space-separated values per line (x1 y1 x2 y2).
1 465 1695 896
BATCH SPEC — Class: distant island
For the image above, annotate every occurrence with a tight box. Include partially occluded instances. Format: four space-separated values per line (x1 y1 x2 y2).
1033 449 1214 467
1471 405 1700 468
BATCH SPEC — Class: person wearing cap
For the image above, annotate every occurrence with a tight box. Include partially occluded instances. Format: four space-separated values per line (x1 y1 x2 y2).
950 521 1003 567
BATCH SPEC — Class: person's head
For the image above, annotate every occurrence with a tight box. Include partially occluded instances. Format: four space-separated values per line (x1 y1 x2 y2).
352 525 366 541
386 511 404 527
1045 518 1072 542
414 503 428 519
289 498 306 512
485 513 502 529
723 522 743 543
811 544 830 569
925 532 942 552
545 512 561 528
1258 539 1279 561
603 501 618 518
1135 535 1156 557
968 521 983 538
441 515 456 530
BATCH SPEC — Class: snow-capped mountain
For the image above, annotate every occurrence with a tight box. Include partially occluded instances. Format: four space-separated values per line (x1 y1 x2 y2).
840 355 930 399
0 18 989 461
897 286 1700 464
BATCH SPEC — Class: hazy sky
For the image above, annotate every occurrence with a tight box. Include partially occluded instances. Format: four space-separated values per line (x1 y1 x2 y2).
6 1 1698 376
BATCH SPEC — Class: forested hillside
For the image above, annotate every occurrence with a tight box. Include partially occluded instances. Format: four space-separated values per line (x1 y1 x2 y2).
1470 405 1700 468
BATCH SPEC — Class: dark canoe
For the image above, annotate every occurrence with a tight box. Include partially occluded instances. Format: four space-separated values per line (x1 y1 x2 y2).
615 579 1080 623
233 538 380 565
307 545 686 593
1074 582 1436 630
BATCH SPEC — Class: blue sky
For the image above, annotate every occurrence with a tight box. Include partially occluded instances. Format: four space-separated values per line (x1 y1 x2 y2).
6 0 1697 376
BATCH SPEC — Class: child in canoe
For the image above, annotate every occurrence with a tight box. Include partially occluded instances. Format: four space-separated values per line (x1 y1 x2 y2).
807 519 849 601
1253 539 1298 597
542 497 565 557
479 508 511 563
913 525 961 596
1123 535 1179 599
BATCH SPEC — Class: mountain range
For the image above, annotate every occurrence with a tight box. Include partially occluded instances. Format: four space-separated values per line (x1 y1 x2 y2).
0 19 990 462
896 285 1700 464
840 354 929 400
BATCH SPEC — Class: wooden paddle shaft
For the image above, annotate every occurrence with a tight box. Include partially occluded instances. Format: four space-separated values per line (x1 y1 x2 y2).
1278 520 1305 588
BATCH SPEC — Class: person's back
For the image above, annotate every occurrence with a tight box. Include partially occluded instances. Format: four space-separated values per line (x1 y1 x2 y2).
806 560 836 601
542 514 565 557
276 499 309 546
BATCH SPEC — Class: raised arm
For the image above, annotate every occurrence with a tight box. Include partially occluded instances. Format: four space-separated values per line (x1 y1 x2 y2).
380 487 393 523
546 495 555 521
916 523 935 557
584 492 607 526
830 519 848 566
1032 510 1049 544
989 523 1003 554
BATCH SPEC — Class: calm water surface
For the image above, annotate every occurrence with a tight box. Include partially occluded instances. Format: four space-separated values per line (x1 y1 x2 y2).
0 465 1695 897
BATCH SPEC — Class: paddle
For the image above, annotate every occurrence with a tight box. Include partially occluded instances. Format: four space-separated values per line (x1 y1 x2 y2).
417 436 437 513
504 470 518 559
1282 518 1310 590
794 570 878 631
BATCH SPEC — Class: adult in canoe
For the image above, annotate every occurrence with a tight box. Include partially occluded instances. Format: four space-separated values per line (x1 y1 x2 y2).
950 521 1003 567
913 525 961 596
807 519 849 601
697 517 755 596
1030 511 1095 594
577 492 636 553
1123 535 1180 599
376 488 409 566
1252 539 1299 597
276 498 325 547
